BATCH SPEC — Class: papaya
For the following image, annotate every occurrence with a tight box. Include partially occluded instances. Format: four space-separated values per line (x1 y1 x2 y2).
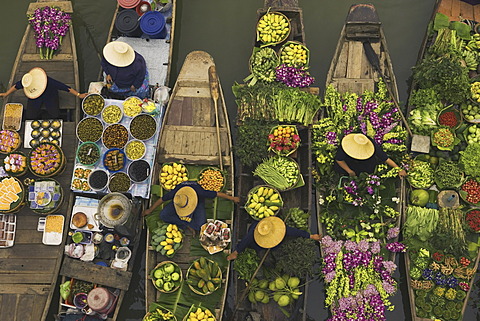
199 257 207 269
194 261 201 270
197 279 205 288
206 281 215 292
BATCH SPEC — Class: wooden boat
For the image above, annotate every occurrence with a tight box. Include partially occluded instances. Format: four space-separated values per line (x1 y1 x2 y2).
145 51 235 320
55 2 176 321
0 1 80 320
403 1 480 320
231 1 315 320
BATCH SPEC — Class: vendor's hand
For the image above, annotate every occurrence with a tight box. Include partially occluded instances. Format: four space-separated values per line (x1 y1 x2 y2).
347 170 357 177
78 93 88 99
130 85 136 92
310 234 322 241
0 93 6 98
232 196 240 204
398 169 407 178
106 74 113 84
227 251 238 261
142 209 152 217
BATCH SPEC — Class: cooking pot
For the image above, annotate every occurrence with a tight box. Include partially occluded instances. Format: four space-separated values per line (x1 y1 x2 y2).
87 287 115 314
94 193 132 228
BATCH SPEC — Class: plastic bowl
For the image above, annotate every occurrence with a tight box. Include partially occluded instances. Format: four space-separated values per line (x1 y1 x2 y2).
76 142 101 166
103 148 126 172
82 93 105 116
125 139 146 161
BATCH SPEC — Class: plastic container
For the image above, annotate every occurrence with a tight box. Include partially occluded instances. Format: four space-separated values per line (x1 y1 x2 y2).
88 169 109 191
117 0 140 9
115 9 142 37
140 11 167 39
103 148 126 173
127 160 151 183
135 1 151 16
76 142 101 166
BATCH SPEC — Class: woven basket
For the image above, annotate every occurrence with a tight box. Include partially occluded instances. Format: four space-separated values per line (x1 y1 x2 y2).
186 258 222 296
197 167 225 192
0 130 22 154
182 305 216 321
28 178 64 215
0 176 26 213
244 185 283 221
3 151 28 177
150 260 182 293
268 125 299 157
160 163 189 191
28 142 65 178
143 308 177 321
278 41 310 67
256 11 291 47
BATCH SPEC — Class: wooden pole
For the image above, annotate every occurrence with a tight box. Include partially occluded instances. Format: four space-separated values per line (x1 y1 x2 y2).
208 65 224 171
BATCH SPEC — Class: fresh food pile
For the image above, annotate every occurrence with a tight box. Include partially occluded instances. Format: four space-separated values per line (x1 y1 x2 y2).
150 223 183 257
460 178 480 204
256 11 290 45
186 257 221 295
246 275 302 307
130 114 157 141
143 307 176 321
282 207 310 230
268 125 300 156
185 307 215 321
407 160 434 189
461 101 480 122
245 186 283 220
29 143 63 176
465 209 480 232
0 130 21 154
245 47 279 86
280 42 309 67
438 109 460 128
123 96 143 117
253 156 299 190
101 104 123 124
431 127 458 150
76 142 100 166
102 124 128 149
108 172 130 193
198 168 224 192
76 117 103 142
151 262 182 293
82 94 105 116
160 163 188 190
433 161 464 189
3 153 27 175
125 140 146 160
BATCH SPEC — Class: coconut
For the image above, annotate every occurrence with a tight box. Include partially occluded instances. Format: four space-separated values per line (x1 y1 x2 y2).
410 189 430 207
254 290 265 301
287 276 300 288
258 279 269 289
277 295 291 307
275 277 286 290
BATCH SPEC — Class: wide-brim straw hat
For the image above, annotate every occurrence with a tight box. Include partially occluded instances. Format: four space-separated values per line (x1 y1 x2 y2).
103 41 135 67
254 216 286 249
173 186 198 217
341 133 375 160
22 67 47 99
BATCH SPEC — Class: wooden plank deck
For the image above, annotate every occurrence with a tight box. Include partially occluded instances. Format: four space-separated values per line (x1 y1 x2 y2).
0 123 76 321
437 0 480 22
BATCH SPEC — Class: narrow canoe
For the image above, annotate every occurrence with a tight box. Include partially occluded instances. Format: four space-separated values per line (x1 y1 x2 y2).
232 1 315 320
404 1 480 320
0 1 79 320
145 50 235 320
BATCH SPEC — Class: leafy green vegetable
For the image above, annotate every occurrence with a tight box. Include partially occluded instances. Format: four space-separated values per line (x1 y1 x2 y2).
459 142 480 177
408 88 443 110
272 237 317 278
433 13 450 31
233 248 260 280
234 118 274 167
431 208 467 255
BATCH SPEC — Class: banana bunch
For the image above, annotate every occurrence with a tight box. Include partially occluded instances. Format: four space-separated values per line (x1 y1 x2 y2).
463 50 479 70
285 207 310 230
464 33 480 51
245 47 279 86
150 223 183 257
471 81 480 102
160 162 188 190
186 257 222 295
144 307 175 321
280 42 308 67
257 12 290 45
186 307 215 321
245 186 283 220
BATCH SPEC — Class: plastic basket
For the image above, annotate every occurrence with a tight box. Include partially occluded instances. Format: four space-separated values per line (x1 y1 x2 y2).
76 142 100 166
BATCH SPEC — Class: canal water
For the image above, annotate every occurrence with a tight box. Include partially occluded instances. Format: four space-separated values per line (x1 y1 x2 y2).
1 0 479 320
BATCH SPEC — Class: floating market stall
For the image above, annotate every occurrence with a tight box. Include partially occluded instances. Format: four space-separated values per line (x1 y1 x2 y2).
403 1 480 320
231 1 321 320
312 4 408 321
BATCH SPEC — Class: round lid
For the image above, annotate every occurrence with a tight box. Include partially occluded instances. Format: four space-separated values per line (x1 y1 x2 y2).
140 11 166 35
87 287 112 311
115 9 139 33
117 0 141 9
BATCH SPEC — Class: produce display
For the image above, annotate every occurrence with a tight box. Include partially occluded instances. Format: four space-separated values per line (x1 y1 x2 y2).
279 42 308 67
29 143 63 176
186 257 221 295
433 161 464 189
268 125 300 156
2 103 22 130
87 169 108 191
199 220 231 254
437 108 460 128
143 307 176 321
407 160 434 189
471 81 480 102
102 124 128 149
150 223 183 257
108 172 131 193
103 148 125 172
233 248 259 281
184 307 215 321
76 142 100 166
459 143 480 177
282 207 309 230
128 160 150 183
247 274 302 308
151 261 182 293
82 94 105 116
275 64 315 88
0 130 21 153
125 140 146 160
245 185 283 220
130 114 157 141
71 167 92 191
76 117 103 142
409 189 430 207
101 104 123 124
253 156 299 190
256 11 290 45
465 209 480 232
461 101 480 122
431 127 458 150
123 96 143 117
0 177 23 212
404 206 439 241
198 168 224 192
464 124 480 144
160 163 188 190
245 47 279 86
28 179 62 213
3 153 27 176
460 178 480 204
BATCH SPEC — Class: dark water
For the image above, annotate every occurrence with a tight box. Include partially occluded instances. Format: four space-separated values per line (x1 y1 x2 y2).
1 0 479 320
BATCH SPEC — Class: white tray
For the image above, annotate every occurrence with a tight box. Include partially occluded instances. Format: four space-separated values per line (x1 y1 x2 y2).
42 215 64 245
24 119 63 148
70 205 101 232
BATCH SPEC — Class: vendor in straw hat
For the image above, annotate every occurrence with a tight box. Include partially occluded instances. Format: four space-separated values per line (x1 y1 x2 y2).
143 181 240 232
334 133 407 178
101 41 149 99
226 216 322 261
0 67 87 120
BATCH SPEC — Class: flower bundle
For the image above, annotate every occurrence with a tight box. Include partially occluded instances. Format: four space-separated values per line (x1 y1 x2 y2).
28 6 71 59
275 64 315 88
320 236 400 321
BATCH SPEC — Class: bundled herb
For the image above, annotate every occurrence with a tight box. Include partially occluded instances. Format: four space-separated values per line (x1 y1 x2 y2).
433 161 463 188
280 207 310 230
272 237 317 278
459 142 480 177
253 156 299 190
431 208 467 255
404 206 439 242
233 248 260 280
235 118 274 167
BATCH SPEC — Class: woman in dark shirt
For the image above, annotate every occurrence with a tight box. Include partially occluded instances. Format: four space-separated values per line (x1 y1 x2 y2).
0 67 87 119
334 133 407 177
101 41 149 99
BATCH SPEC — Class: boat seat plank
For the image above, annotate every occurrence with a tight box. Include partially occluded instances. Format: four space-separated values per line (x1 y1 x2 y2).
452 0 461 20
16 294 36 321
33 294 48 320
158 154 231 166
346 41 363 79
165 97 183 125
9 231 42 244
439 0 453 17
0 258 59 273
0 284 49 295
22 53 74 62
25 30 73 55
180 97 194 126
60 258 132 291
333 41 349 79
176 86 211 98
460 1 474 20
27 1 73 14
0 294 16 320
0 273 52 284
192 97 213 127
474 4 480 21
0 244 60 259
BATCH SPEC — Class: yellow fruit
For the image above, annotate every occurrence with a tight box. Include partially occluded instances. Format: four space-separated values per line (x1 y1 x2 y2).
196 308 202 314
166 249 175 256
257 187 264 197
166 232 173 239
204 309 212 316
167 224 173 232
269 206 279 211
160 241 168 246
172 225 178 231
270 193 279 201
166 238 174 244
164 245 172 251
160 172 168 177
248 201 257 209
174 237 182 243
198 312 205 319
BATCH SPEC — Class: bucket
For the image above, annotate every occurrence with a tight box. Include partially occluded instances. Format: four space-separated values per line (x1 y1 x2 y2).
135 1 151 16
115 9 142 37
117 0 140 9
87 287 115 314
140 11 167 39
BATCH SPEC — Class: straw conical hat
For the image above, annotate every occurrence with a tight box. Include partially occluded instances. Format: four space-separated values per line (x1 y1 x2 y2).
22 67 47 99
341 133 375 160
103 41 135 67
173 186 198 217
254 216 286 249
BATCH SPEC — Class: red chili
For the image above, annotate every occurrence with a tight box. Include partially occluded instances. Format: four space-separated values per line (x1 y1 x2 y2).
439 111 458 128
461 179 480 204
466 209 480 232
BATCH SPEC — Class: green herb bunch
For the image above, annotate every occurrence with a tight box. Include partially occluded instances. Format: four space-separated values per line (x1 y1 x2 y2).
235 118 275 167
272 237 317 278
233 248 260 280
459 142 480 177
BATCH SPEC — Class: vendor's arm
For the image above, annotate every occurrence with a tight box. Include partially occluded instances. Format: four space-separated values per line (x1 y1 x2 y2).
285 226 322 241
68 88 88 99
227 223 257 261
0 84 19 98
132 53 147 90
335 160 356 177
142 198 164 217
217 192 240 204
385 158 407 178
